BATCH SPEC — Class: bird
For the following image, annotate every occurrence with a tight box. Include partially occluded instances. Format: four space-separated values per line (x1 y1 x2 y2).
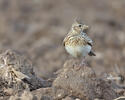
63 19 95 64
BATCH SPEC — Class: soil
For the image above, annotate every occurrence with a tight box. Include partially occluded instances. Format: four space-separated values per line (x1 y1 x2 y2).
0 0 125 100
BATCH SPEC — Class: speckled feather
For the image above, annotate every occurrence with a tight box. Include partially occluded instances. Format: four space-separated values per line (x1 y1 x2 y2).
63 35 88 46
63 20 95 57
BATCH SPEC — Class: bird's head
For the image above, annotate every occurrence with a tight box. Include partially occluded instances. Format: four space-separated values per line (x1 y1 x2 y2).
71 19 89 34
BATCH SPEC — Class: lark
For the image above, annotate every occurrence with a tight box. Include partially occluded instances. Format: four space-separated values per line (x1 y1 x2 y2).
63 19 95 64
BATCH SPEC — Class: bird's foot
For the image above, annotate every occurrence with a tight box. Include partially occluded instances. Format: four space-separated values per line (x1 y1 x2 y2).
80 58 86 66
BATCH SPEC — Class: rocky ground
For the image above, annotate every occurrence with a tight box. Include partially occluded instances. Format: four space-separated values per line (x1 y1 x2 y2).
0 0 125 100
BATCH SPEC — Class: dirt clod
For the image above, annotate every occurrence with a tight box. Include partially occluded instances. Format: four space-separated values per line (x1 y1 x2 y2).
53 59 117 100
0 49 49 99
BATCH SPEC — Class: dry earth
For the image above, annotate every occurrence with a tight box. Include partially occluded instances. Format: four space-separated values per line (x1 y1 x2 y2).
0 0 125 100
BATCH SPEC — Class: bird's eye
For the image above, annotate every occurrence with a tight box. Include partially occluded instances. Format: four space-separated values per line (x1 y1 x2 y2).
78 25 82 27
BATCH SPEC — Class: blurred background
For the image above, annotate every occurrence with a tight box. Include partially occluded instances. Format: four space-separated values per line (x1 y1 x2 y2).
0 0 125 79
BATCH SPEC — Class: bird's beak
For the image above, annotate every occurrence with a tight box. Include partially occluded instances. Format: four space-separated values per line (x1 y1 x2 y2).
82 25 89 33
83 25 89 30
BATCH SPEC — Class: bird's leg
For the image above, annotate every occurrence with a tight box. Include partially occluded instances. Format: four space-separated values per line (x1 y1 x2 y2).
80 57 86 66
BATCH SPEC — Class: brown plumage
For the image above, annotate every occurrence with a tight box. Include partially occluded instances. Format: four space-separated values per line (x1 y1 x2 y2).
63 19 96 58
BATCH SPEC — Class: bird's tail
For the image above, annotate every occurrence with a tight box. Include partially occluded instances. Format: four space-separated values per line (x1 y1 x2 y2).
88 51 96 56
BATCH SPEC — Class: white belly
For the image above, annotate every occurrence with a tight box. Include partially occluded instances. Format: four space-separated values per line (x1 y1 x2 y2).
65 45 91 57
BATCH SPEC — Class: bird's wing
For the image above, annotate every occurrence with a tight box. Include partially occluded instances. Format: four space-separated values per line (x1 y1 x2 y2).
86 41 93 46
81 33 93 46
63 35 69 46
63 34 74 46
88 51 96 56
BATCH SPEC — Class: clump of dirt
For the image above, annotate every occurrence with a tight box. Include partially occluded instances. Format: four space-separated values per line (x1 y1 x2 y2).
32 87 53 100
52 59 118 100
9 90 37 100
0 49 49 99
